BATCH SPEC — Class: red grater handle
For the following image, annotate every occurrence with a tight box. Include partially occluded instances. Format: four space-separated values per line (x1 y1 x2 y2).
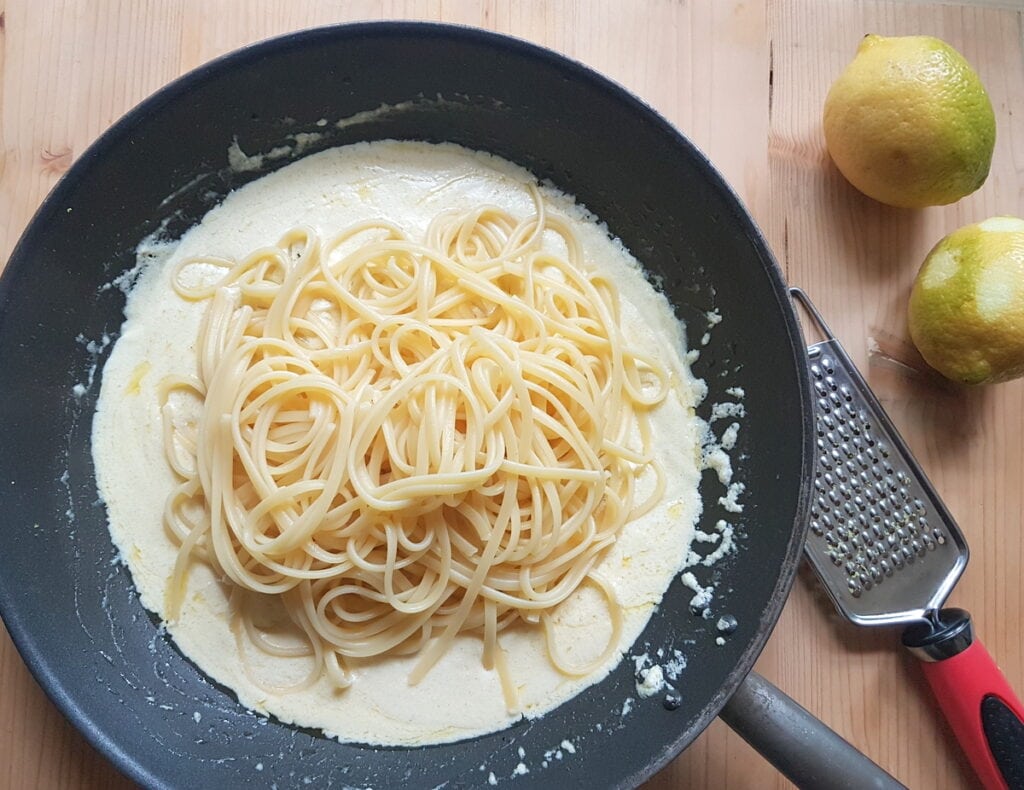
905 611 1024 790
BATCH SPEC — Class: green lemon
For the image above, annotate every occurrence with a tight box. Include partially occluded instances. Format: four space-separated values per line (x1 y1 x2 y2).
909 217 1024 384
823 34 995 208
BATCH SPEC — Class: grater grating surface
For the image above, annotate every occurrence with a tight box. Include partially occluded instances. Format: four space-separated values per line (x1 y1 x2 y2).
792 289 969 627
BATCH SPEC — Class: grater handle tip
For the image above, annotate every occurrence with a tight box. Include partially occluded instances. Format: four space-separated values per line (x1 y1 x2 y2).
904 611 1024 789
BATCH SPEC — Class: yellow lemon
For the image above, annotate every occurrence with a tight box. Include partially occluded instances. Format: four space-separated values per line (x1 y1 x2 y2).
908 217 1024 385
823 34 995 208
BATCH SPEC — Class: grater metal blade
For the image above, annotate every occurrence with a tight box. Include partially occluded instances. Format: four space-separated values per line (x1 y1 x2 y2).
791 288 969 627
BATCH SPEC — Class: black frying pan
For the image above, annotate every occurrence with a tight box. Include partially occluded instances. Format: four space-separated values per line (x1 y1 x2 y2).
0 23 866 788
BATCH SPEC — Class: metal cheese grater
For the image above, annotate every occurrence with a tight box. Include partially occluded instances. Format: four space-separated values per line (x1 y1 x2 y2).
790 288 1024 790
791 288 969 623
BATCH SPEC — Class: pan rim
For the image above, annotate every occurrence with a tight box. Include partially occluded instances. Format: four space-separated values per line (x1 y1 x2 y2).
0 20 816 788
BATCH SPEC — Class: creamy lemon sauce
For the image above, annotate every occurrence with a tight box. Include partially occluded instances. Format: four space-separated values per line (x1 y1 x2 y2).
93 141 703 745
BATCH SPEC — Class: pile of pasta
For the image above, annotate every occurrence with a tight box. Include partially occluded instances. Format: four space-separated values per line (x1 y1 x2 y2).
160 187 669 710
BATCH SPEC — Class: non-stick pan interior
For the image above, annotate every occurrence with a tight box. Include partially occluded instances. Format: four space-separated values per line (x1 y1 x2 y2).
0 23 812 789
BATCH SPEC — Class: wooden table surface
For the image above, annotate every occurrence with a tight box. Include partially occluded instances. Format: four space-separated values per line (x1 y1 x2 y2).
2 1 1023 787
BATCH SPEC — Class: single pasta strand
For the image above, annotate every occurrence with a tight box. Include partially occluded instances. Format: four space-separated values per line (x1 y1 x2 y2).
162 187 674 708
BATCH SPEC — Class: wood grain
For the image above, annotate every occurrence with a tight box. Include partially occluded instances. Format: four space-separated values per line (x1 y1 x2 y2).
767 5 1024 787
1 1 1022 787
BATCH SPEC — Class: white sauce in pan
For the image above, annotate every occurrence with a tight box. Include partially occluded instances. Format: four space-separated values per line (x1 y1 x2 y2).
93 141 706 745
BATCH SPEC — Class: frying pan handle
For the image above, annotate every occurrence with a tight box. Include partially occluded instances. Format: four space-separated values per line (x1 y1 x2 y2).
720 671 906 789
903 609 1024 790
